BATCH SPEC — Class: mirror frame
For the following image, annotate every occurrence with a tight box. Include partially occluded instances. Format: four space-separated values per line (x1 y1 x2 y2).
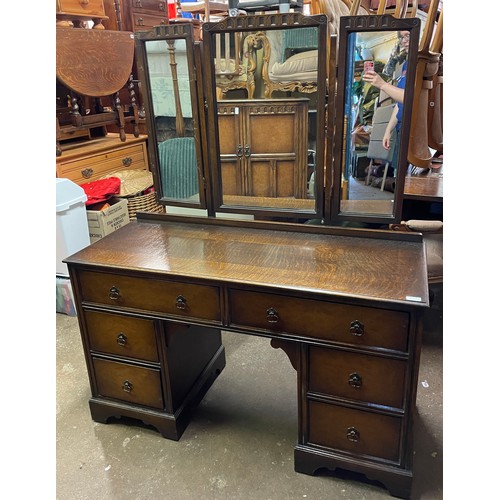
329 15 420 225
202 13 328 220
134 24 208 209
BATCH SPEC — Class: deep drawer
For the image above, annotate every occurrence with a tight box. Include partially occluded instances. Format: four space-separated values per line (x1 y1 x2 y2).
131 13 168 30
93 358 164 409
307 400 402 463
85 310 159 362
308 346 407 409
57 145 146 182
228 289 409 351
78 270 221 322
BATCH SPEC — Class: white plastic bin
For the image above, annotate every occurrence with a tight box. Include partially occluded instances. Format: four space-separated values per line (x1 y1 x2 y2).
56 178 90 276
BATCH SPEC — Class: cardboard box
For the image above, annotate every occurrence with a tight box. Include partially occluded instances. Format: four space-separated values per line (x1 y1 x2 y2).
86 197 130 244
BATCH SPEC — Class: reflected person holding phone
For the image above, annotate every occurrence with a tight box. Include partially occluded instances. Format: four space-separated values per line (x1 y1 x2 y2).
363 31 410 161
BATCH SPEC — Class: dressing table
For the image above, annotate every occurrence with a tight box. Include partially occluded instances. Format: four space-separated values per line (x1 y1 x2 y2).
65 13 426 498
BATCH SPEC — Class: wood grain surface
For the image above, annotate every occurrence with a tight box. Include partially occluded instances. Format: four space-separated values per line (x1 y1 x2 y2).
66 218 429 305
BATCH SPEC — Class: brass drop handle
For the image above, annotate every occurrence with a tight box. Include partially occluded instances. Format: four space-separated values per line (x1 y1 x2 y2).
348 372 362 388
116 333 127 347
176 295 187 310
266 307 279 324
81 168 94 179
135 0 142 7
244 144 251 157
159 1 166 10
350 320 365 337
347 427 359 442
122 380 133 393
137 17 144 25
236 144 243 157
122 157 132 166
109 286 121 301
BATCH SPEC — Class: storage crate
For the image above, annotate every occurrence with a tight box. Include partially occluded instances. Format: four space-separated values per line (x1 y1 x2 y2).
86 197 130 244
56 178 90 276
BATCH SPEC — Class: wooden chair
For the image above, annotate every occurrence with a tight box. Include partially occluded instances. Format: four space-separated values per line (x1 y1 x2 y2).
365 102 397 191
389 219 443 285
214 32 259 99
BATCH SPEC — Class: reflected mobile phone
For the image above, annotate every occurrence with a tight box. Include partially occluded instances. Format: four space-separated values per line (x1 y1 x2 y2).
363 61 374 72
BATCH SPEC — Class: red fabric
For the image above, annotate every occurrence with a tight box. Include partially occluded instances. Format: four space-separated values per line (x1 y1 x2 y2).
81 177 121 206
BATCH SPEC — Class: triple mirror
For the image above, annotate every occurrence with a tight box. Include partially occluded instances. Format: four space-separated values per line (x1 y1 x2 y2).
135 13 419 225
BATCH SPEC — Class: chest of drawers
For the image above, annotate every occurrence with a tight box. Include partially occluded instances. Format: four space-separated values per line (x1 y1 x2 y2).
66 216 428 498
56 134 149 184
121 0 169 32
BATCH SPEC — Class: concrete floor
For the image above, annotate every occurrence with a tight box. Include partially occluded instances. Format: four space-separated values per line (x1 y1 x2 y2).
56 285 443 500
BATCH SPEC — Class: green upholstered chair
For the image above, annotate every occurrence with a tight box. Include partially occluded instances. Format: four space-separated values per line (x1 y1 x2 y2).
158 137 199 200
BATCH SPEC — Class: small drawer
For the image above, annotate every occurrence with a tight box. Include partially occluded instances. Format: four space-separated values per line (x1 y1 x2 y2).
78 270 221 322
307 400 402 463
131 0 167 13
308 346 406 409
131 13 168 30
57 0 106 17
93 358 164 409
228 289 409 352
85 310 159 362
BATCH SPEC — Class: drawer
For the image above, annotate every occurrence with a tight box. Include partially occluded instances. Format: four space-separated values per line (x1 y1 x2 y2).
308 346 406 409
228 289 409 352
57 0 106 17
93 358 164 409
85 310 159 362
307 400 402 463
131 0 167 13
57 144 147 183
131 13 168 30
78 270 222 322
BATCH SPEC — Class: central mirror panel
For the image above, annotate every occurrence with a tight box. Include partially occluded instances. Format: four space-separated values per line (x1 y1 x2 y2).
203 13 328 219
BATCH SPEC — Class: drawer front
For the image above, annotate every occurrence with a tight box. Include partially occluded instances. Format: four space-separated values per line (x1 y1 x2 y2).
308 347 406 409
85 310 159 362
78 270 222 322
228 289 409 351
132 0 167 13
57 144 147 183
307 400 402 463
57 0 106 17
131 13 168 30
93 358 164 409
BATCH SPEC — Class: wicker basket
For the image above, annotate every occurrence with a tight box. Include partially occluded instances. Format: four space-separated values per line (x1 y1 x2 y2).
100 169 165 220
122 190 165 220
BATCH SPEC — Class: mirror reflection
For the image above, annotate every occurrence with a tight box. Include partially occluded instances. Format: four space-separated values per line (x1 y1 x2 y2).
206 18 326 216
340 29 410 216
145 38 200 203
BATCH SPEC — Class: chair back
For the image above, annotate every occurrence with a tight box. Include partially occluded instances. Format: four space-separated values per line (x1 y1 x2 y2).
158 137 199 199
